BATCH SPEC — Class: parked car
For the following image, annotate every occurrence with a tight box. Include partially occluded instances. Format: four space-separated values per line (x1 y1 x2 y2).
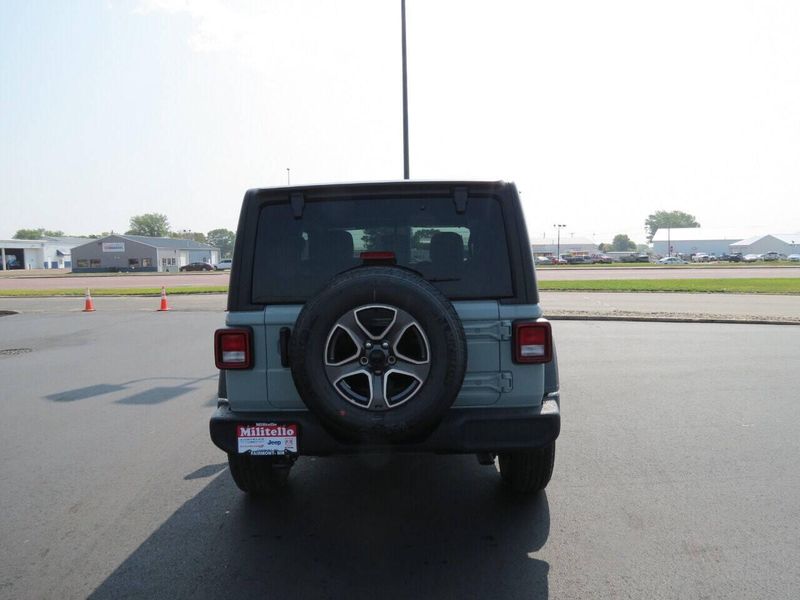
658 256 687 265
760 251 784 261
180 262 214 272
719 253 743 262
787 254 800 262
691 253 710 263
566 255 593 264
592 254 613 264
742 254 761 262
211 180 560 496
215 259 233 270
550 256 567 265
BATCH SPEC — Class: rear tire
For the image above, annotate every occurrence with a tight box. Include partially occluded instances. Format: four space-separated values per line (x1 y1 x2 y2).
227 453 291 495
498 443 555 493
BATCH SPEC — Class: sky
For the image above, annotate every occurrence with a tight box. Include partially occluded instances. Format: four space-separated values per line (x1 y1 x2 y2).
1 0 799 244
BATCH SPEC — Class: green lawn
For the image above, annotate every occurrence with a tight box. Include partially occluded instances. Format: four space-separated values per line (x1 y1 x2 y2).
537 261 800 268
3 277 800 297
538 278 800 294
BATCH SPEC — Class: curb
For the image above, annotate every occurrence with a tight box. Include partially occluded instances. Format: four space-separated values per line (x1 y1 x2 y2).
547 314 800 326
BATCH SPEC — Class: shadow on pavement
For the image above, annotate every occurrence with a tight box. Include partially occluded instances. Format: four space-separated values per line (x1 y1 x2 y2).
46 383 126 402
116 385 195 405
184 463 228 480
44 375 217 405
90 454 551 599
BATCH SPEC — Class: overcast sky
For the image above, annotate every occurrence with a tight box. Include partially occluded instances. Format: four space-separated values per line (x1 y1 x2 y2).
2 0 799 244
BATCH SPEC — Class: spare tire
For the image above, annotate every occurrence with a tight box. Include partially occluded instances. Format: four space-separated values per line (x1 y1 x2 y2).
289 266 467 441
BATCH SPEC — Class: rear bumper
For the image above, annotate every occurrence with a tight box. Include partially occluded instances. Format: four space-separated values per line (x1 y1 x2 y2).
210 393 560 456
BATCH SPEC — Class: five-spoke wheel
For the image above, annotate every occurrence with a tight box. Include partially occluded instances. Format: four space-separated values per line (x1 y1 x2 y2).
324 304 430 410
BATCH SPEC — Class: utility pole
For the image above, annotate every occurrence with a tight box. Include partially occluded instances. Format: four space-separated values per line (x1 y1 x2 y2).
401 0 410 179
287 168 291 186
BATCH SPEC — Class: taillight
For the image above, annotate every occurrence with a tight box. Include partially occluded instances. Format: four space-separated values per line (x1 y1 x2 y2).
215 328 253 369
513 320 552 364
360 251 397 265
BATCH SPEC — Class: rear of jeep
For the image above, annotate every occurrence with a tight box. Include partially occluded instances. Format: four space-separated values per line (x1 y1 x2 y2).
210 181 560 494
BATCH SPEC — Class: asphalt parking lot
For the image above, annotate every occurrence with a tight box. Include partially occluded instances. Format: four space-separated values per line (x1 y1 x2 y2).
1 301 799 599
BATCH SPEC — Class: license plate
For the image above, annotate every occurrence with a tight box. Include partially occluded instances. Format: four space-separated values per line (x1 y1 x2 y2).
236 423 298 455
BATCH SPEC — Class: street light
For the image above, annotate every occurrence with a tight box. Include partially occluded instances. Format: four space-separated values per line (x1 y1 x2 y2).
554 224 566 260
401 0 409 179
667 223 671 257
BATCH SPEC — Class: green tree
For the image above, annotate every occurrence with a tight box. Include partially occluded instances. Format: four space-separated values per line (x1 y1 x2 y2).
126 213 170 237
171 230 207 243
612 234 637 251
411 228 439 247
645 210 700 242
207 228 236 257
13 228 64 239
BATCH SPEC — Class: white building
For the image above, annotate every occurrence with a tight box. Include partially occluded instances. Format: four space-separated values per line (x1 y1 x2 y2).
730 234 800 256
651 228 757 257
0 236 88 270
530 236 597 257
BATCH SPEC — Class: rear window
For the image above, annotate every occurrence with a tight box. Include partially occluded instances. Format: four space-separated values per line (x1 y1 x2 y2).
251 195 513 303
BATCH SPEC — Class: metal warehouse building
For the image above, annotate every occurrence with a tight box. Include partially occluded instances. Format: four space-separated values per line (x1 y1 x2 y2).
0 236 87 270
71 235 220 273
730 233 800 256
651 228 756 257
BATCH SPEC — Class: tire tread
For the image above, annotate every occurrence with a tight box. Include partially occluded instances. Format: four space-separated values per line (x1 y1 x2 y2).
227 453 290 495
498 443 555 493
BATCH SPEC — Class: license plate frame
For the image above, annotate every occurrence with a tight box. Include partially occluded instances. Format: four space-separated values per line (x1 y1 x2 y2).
236 422 298 456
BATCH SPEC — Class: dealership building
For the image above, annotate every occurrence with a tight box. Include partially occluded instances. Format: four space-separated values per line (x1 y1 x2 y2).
0 236 88 270
530 236 597 256
71 235 220 273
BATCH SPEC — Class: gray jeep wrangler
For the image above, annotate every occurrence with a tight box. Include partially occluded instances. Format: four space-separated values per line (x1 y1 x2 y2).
210 181 560 494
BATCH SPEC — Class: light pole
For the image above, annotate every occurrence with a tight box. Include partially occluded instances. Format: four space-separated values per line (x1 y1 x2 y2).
401 0 410 179
667 224 671 257
286 168 291 186
554 224 566 260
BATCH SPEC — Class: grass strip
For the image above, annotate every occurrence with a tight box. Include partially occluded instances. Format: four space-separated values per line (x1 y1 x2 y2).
3 278 800 297
0 286 228 297
538 278 800 294
537 261 800 268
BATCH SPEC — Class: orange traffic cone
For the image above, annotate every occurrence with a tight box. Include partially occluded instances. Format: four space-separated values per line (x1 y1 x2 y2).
83 288 96 312
157 286 170 311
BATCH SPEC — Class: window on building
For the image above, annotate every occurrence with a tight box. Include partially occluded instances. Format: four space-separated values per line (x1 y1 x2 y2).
129 258 140 267
89 259 101 268
142 258 152 267
76 259 89 268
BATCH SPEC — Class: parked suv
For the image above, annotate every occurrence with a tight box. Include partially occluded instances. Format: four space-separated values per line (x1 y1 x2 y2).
210 181 560 495
214 258 233 271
